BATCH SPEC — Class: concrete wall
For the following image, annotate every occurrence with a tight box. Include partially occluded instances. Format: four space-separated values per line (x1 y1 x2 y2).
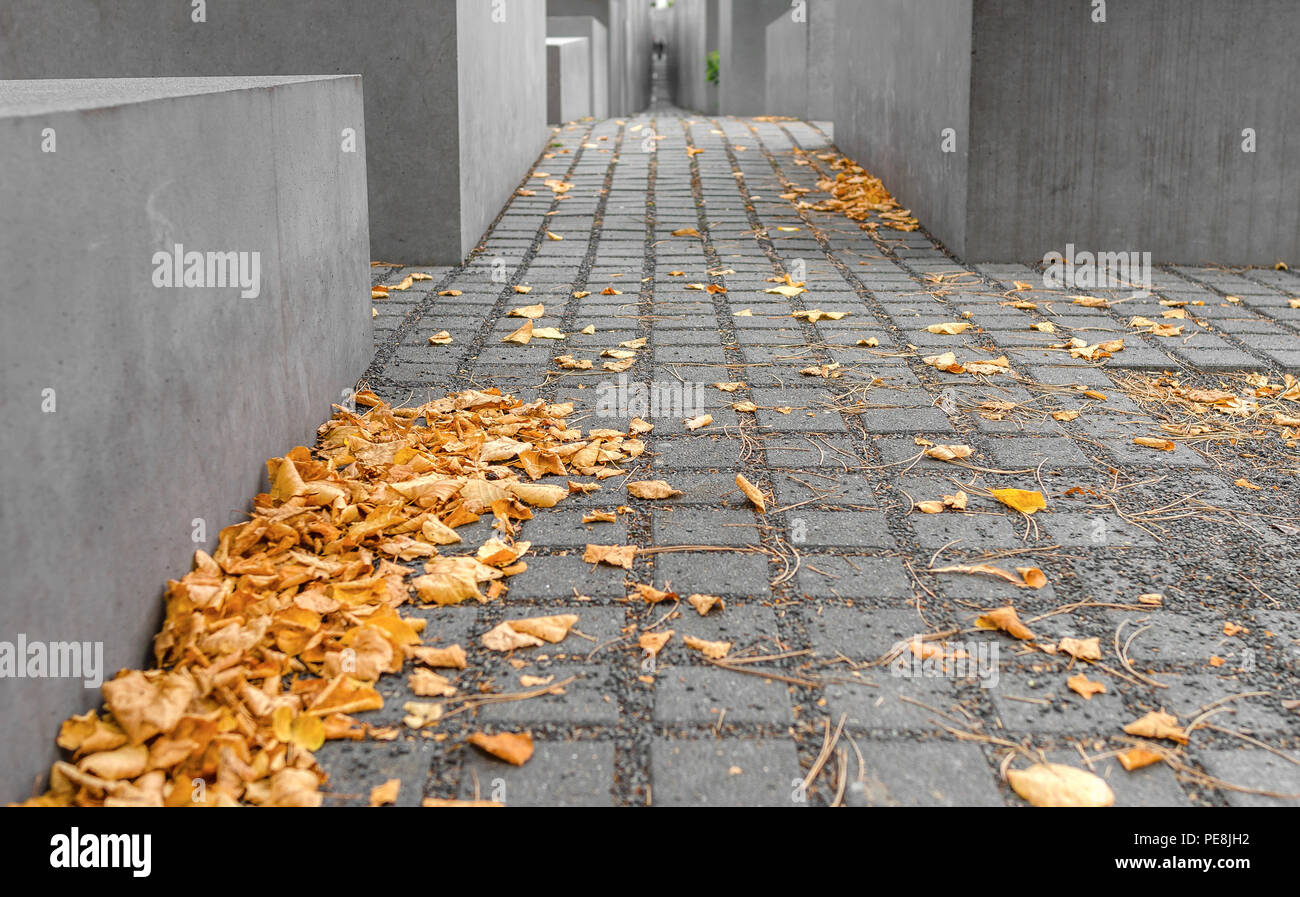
0 0 547 265
718 0 789 115
671 0 720 114
965 0 1299 263
547 36 593 123
455 0 548 259
764 9 807 117
0 76 371 803
831 0 973 253
805 0 836 120
832 0 1299 264
766 1 836 119
548 0 651 116
549 15 609 118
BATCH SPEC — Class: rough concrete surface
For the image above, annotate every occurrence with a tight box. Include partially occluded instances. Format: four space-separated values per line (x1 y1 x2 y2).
0 0 547 264
549 15 609 119
547 37 593 124
0 75 371 803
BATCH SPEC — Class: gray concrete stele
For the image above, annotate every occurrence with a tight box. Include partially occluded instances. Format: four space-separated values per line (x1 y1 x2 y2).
831 0 1300 265
0 76 371 804
0 0 549 265
547 36 593 124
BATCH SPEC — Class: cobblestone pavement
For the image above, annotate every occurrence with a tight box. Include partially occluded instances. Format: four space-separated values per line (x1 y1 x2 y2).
326 79 1300 806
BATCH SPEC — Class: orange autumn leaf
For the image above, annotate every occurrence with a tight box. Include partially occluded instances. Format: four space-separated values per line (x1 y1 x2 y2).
1067 673 1107 699
973 605 1036 640
468 732 534 766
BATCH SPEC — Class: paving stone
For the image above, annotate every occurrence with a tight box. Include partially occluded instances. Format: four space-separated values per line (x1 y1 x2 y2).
473 665 620 726
317 739 435 807
652 507 762 546
827 669 975 731
458 741 615 807
986 667 1127 734
654 667 793 725
650 738 803 807
1199 749 1300 807
800 606 935 662
786 510 895 548
850 741 1004 807
794 556 912 599
652 549 775 598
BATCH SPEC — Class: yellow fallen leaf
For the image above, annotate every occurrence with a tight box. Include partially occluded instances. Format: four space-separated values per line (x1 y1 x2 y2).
583 543 637 569
411 644 467 669
1016 566 1048 589
427 331 454 345
684 413 713 431
923 444 972 461
923 351 964 373
991 488 1046 515
793 309 848 323
926 321 973 334
1134 436 1176 451
764 285 805 298
1007 763 1114 807
508 302 545 319
687 594 724 615
410 668 456 697
1123 710 1188 744
639 630 673 656
503 319 534 344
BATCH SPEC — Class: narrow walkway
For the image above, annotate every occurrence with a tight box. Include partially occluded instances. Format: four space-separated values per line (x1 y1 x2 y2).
345 69 1300 804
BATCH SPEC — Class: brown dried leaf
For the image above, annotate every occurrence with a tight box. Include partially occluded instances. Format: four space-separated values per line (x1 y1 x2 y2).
627 480 683 499
735 473 766 512
683 635 731 659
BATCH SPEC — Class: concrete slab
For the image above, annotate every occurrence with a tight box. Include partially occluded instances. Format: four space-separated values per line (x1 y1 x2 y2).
548 16 609 119
547 36 593 123
0 0 548 264
832 0 1300 265
0 75 371 803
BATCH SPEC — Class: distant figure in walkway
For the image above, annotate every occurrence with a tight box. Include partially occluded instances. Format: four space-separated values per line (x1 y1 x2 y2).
653 39 665 59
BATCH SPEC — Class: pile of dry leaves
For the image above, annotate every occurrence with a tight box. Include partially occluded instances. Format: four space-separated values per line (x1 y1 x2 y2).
803 153 919 232
20 388 641 807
